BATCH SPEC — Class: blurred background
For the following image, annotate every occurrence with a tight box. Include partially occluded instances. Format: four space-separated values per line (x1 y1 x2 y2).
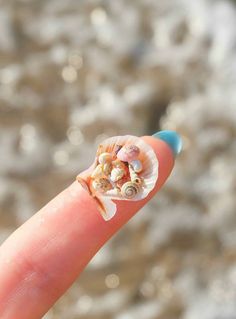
0 0 236 318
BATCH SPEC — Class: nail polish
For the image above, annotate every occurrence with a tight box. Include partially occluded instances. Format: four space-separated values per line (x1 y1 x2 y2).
152 130 182 156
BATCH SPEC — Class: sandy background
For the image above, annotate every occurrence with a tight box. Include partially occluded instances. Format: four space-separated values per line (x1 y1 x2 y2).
0 0 236 318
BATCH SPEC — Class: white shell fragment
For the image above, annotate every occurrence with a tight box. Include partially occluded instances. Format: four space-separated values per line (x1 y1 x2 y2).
130 159 143 173
128 164 142 185
77 135 159 221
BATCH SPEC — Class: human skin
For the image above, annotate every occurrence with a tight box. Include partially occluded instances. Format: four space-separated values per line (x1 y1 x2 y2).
0 135 177 319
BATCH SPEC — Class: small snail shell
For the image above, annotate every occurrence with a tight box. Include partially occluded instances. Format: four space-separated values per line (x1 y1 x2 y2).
91 164 103 178
117 144 140 162
98 152 112 165
92 178 112 193
130 159 143 173
110 167 125 182
121 181 140 199
128 164 142 185
103 162 112 176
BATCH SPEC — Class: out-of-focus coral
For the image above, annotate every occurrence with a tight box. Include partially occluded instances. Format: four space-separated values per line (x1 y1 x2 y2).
0 0 236 318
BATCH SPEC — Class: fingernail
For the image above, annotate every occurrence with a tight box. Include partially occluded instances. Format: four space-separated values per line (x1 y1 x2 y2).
152 130 182 156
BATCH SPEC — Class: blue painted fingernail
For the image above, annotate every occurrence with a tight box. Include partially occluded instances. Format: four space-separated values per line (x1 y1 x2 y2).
152 130 182 156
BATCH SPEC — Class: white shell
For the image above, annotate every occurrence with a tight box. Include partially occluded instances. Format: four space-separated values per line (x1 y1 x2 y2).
121 181 140 199
96 135 159 201
128 164 142 184
130 159 143 173
77 135 159 221
98 152 112 164
110 167 125 182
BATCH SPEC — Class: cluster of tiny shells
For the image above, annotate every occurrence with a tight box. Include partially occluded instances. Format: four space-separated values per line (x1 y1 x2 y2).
91 144 143 199
77 135 159 220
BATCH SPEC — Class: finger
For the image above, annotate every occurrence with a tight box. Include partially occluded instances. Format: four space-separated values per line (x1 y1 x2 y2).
0 132 181 319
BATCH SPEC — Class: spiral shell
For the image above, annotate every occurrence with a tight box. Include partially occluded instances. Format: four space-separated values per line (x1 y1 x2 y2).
110 167 125 182
128 164 142 185
98 152 113 165
121 182 140 199
92 178 112 193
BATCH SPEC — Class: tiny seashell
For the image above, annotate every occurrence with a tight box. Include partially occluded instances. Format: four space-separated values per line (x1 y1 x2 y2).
117 144 140 162
92 135 158 201
92 178 112 193
98 152 112 165
128 164 142 184
110 167 125 182
121 181 140 199
91 164 103 178
103 162 112 175
130 159 143 173
77 135 159 221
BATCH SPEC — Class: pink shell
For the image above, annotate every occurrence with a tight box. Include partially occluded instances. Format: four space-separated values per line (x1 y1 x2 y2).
117 144 140 162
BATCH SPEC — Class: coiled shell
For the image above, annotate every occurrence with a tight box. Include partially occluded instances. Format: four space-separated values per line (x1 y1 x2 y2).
128 164 142 185
110 167 125 182
121 182 140 199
